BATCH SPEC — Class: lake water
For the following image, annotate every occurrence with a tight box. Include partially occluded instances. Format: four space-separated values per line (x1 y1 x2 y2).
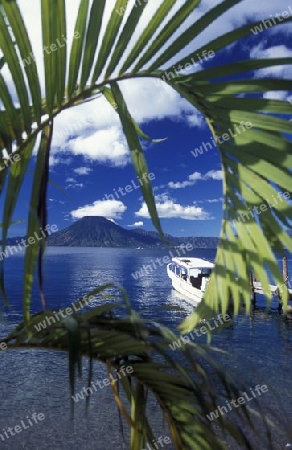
0 247 291 450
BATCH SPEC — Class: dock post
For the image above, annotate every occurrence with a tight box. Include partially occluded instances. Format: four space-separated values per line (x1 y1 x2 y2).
277 256 288 313
283 256 288 287
250 271 256 307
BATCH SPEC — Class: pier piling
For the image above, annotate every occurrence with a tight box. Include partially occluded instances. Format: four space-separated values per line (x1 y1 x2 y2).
283 256 288 287
250 271 256 306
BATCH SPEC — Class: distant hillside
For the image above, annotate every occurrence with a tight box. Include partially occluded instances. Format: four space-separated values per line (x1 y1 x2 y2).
46 216 219 248
47 216 162 248
132 228 219 249
4 217 219 249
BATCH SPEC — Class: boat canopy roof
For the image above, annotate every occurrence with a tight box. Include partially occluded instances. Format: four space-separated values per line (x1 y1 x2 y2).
171 257 214 270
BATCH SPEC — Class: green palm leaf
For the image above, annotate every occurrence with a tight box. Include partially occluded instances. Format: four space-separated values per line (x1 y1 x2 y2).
105 0 149 78
147 0 244 71
79 0 106 90
24 125 53 322
67 0 89 97
110 81 164 240
91 0 128 82
176 76 292 330
120 0 177 73
132 0 201 72
0 6 31 131
3 295 279 449
2 0 42 124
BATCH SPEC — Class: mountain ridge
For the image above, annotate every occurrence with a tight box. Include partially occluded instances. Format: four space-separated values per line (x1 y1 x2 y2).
46 216 219 248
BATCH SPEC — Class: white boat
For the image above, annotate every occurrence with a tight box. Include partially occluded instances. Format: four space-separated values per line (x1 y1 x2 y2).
167 257 214 305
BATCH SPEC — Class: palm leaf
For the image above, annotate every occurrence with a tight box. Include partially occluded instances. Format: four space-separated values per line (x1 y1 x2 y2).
3 295 280 449
110 81 164 240
120 0 177 73
147 0 244 71
55 0 67 106
175 74 292 330
79 0 106 90
132 0 201 72
2 0 42 124
150 16 292 72
91 0 128 82
23 125 53 322
67 0 89 97
105 0 149 78
0 6 31 131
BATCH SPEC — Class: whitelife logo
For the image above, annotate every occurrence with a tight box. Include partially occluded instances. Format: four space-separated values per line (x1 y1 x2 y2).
0 413 45 443
250 6 292 34
34 292 96 332
0 224 58 261
0 152 20 171
131 243 193 280
142 435 171 450
103 172 155 202
191 121 252 158
22 32 80 67
206 385 268 421
169 314 231 351
71 366 134 403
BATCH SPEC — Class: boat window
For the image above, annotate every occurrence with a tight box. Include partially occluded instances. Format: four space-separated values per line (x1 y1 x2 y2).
189 269 200 278
201 268 212 276
181 270 187 280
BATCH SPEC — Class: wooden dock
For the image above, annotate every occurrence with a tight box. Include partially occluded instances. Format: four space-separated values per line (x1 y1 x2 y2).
252 281 292 297
250 256 292 313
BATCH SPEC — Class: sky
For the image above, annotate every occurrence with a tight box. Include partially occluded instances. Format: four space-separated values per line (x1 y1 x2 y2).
2 0 292 238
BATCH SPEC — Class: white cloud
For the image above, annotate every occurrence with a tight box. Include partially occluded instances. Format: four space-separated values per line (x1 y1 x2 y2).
188 172 203 181
45 79 204 168
49 154 72 167
263 91 289 101
168 170 222 189
250 45 292 78
154 193 170 202
205 170 223 180
135 195 211 220
168 172 202 189
128 221 144 227
197 197 223 204
185 113 205 127
73 167 92 176
70 199 127 219
168 180 193 189
65 177 84 189
206 197 223 203
119 78 197 123
251 44 292 60
68 127 129 167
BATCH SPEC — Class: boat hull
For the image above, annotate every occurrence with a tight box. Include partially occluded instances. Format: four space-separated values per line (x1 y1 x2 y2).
167 264 203 305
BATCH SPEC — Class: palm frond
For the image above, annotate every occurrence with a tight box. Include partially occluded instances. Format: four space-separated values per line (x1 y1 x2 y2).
3 290 281 449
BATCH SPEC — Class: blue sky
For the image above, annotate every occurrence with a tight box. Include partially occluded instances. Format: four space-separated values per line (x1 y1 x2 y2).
2 0 292 238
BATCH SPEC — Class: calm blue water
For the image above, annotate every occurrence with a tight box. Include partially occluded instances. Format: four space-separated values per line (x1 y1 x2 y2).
0 247 292 450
